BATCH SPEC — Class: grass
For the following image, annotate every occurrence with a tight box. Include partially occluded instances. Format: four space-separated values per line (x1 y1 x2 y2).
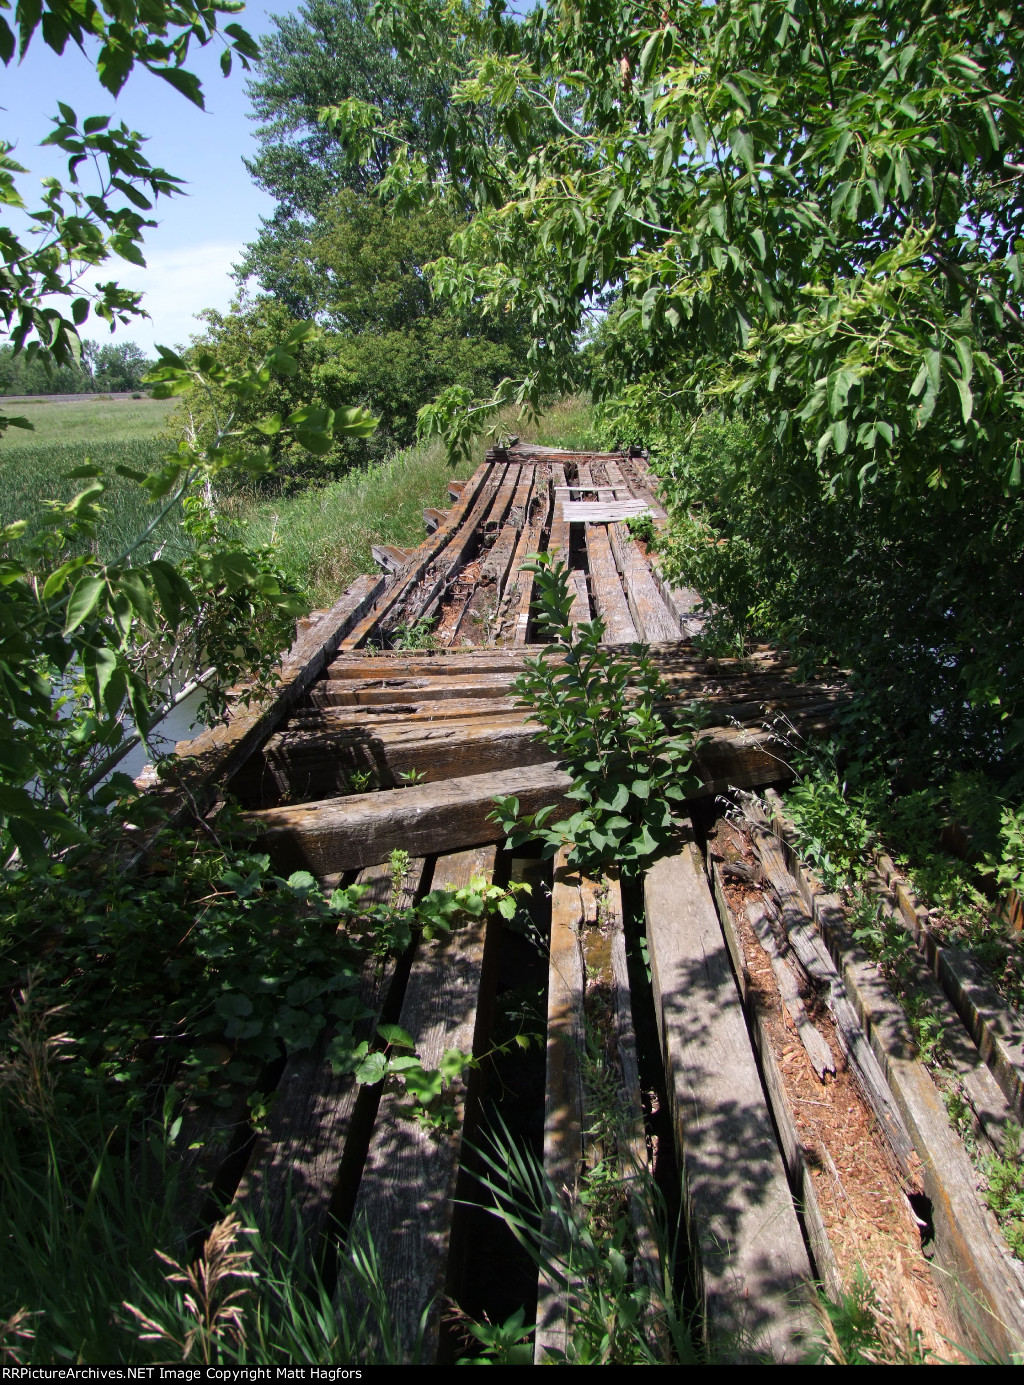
0 393 599 604
1 395 174 448
0 396 181 562
226 437 476 609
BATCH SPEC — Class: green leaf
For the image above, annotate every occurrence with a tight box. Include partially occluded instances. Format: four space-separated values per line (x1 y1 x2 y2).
64 575 106 634
377 1023 415 1049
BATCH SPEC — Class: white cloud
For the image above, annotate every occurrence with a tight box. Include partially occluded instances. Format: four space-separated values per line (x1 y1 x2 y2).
114 242 245 355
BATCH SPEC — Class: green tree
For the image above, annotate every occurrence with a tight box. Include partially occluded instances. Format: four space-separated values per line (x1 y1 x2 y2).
237 0 454 310
331 0 1024 769
0 2 378 860
182 191 529 483
83 340 154 393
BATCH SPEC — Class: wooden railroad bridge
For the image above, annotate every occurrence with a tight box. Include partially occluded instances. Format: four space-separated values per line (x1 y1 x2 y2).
153 443 1024 1363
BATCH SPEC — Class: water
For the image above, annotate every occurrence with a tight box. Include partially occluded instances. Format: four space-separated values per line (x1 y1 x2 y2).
114 684 209 783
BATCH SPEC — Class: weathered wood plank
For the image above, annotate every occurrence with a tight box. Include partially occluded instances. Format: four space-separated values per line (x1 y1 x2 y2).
607 522 682 644
565 500 651 522
749 823 920 1184
313 670 519 708
255 717 550 802
584 524 638 646
145 573 384 850
644 836 814 1361
244 761 572 876
234 855 427 1244
506 470 551 645
346 844 499 1363
456 468 533 644
535 848 588 1364
746 898 835 1081
327 648 556 680
876 851 1024 1121
769 823 1024 1358
709 861 842 1299
340 461 498 648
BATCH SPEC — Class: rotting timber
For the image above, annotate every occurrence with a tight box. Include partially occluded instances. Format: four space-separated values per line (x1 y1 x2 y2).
143 443 996 1363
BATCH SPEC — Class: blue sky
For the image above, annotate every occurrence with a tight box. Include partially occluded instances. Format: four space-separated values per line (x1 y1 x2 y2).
4 3 302 354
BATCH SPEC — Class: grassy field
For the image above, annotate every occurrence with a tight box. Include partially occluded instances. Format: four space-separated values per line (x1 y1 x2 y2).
0 396 181 562
0 392 599 598
1 395 175 449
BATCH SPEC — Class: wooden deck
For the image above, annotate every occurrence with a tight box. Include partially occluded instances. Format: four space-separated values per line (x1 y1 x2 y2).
143 444 1018 1362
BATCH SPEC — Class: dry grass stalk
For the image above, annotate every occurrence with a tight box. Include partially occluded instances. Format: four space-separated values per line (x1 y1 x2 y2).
0 1308 37 1363
124 1212 257 1364
0 977 75 1126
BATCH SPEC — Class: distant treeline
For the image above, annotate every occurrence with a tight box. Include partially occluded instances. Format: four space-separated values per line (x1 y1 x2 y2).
0 341 153 396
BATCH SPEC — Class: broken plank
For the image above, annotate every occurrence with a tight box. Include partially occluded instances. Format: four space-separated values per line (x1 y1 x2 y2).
768 825 1024 1359
253 717 551 802
547 462 570 563
746 898 835 1081
341 460 502 648
749 824 920 1186
584 524 638 645
245 761 572 876
344 844 499 1363
644 835 814 1361
234 856 427 1245
505 471 551 644
140 573 384 861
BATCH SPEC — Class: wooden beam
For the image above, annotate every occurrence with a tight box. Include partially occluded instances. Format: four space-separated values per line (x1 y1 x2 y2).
309 670 521 708
608 523 682 644
244 761 572 876
584 524 637 645
148 573 385 848
345 844 500 1363
340 460 502 648
643 838 814 1361
535 848 587 1364
772 824 1024 1360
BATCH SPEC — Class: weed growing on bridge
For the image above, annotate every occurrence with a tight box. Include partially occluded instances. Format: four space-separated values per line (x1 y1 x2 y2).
491 554 700 875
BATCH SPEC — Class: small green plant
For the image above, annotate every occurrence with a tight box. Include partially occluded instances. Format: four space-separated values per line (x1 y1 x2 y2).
624 512 656 545
451 1305 534 1364
390 616 438 650
346 769 373 793
982 1124 1024 1261
491 554 699 875
398 767 426 785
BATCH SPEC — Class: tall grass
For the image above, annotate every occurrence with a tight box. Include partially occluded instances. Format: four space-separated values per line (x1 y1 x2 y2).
229 437 477 608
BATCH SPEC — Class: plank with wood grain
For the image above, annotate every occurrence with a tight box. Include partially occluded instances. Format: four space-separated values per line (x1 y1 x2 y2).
234 855 427 1245
244 761 572 876
709 860 842 1299
340 461 499 648
505 470 551 644
344 845 499 1363
762 817 1024 1360
535 848 588 1364
607 522 682 644
584 524 638 645
456 468 533 644
644 836 814 1361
